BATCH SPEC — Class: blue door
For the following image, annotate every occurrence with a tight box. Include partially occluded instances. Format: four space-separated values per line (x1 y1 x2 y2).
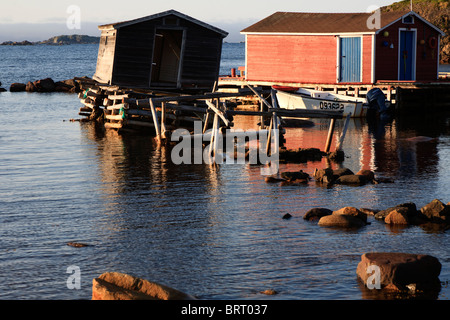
399 30 415 80
340 37 361 82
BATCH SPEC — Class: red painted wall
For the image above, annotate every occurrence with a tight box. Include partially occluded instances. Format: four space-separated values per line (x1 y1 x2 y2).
246 34 374 84
246 34 338 84
375 17 440 81
362 35 373 83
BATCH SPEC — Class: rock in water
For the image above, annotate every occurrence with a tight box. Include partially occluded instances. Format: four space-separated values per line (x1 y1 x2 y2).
92 272 196 300
303 208 332 221
356 252 442 292
318 214 366 228
420 199 450 224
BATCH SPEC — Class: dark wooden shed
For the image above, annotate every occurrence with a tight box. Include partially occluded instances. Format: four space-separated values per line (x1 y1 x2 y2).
93 10 228 91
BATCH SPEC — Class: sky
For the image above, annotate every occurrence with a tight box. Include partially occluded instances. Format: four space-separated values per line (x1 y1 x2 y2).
0 0 402 42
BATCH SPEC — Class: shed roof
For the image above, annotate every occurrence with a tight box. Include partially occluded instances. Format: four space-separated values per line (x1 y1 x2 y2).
99 9 229 37
241 10 445 36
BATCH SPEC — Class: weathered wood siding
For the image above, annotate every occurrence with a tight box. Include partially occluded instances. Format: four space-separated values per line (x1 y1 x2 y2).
112 22 155 87
246 35 338 84
94 13 224 90
375 17 440 81
93 30 117 84
181 20 223 89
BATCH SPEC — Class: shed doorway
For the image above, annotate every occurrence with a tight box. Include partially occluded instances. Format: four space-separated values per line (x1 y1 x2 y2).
151 29 184 87
339 37 362 83
398 30 416 81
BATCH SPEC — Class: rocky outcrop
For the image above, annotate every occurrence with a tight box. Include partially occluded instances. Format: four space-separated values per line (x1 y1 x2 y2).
375 200 450 228
313 167 383 187
40 35 100 45
21 77 81 93
0 40 34 46
1 35 100 46
92 272 196 300
356 252 442 293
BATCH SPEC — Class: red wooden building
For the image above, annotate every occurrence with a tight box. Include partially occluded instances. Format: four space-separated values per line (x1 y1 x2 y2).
240 11 445 85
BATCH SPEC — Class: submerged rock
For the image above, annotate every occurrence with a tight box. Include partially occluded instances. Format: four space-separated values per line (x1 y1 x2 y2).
92 272 196 300
280 170 310 181
335 174 368 186
303 208 332 221
318 214 366 228
317 206 368 228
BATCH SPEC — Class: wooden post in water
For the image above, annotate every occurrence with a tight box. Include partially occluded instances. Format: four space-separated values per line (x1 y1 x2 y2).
208 113 220 162
324 118 336 153
336 113 351 151
161 102 167 140
203 81 218 134
149 98 161 143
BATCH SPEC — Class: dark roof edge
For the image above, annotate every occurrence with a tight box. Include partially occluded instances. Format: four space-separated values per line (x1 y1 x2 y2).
99 9 229 37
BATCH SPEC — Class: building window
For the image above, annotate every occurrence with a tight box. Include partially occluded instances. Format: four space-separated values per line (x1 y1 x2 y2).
402 15 414 24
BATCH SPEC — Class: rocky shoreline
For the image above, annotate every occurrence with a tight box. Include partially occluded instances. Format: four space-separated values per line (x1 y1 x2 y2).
0 34 100 46
2 77 86 93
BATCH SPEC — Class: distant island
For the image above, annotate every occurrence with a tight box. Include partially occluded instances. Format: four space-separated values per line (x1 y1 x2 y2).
1 34 100 46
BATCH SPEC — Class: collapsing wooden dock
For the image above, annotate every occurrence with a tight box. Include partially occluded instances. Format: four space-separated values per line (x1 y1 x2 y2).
75 77 349 168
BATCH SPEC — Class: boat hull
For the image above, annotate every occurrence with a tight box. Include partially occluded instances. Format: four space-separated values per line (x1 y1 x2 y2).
276 90 368 118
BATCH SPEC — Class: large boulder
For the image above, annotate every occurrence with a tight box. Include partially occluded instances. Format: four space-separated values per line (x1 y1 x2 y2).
318 206 368 228
25 81 37 92
25 78 56 92
375 203 419 222
384 207 411 225
333 207 368 224
318 214 366 228
420 199 450 224
313 168 334 185
356 252 442 292
10 83 26 92
34 78 55 92
92 272 196 300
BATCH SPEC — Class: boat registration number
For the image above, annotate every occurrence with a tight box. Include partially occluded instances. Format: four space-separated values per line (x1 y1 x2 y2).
320 101 344 111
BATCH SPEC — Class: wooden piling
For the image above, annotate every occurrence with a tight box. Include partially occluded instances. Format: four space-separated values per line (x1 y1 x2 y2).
324 118 336 153
149 98 161 142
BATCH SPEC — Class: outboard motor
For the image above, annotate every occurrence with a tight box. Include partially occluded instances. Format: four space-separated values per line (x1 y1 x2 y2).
366 88 388 114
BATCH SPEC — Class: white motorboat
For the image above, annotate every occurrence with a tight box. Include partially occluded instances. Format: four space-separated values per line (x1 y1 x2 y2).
275 87 369 118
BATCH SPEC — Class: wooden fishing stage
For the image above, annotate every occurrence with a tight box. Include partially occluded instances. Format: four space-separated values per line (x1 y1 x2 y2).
75 77 349 169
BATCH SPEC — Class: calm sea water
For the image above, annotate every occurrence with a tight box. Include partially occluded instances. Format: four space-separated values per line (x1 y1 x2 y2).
0 43 450 301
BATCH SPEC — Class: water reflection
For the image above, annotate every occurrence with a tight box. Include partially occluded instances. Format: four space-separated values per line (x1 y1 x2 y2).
74 111 450 300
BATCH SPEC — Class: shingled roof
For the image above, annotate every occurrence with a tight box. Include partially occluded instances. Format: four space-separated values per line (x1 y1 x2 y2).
241 11 418 34
99 9 228 37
